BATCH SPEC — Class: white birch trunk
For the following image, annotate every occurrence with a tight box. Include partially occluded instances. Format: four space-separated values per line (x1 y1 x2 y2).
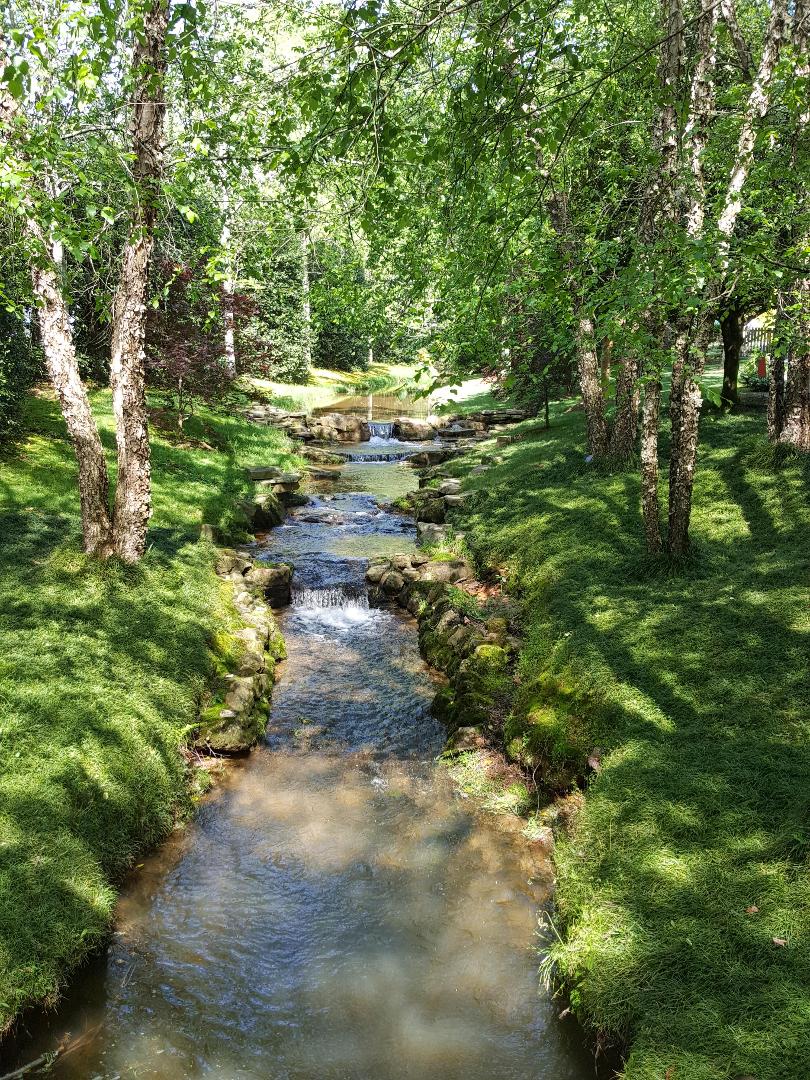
0 31 113 556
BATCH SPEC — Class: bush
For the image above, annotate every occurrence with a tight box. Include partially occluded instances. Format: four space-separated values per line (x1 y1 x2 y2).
740 357 769 392
0 308 37 448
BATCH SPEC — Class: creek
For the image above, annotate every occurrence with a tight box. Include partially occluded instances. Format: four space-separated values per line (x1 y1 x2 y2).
4 446 595 1080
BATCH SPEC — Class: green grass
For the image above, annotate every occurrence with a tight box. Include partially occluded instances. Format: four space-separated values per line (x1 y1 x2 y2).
238 362 419 412
0 390 299 1032
238 365 509 416
450 399 810 1079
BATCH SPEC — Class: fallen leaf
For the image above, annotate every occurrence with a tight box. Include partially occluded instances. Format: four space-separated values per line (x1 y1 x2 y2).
745 905 759 915
587 754 602 773
772 937 788 947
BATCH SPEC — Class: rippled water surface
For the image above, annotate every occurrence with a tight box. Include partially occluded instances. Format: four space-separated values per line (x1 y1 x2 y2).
4 454 595 1079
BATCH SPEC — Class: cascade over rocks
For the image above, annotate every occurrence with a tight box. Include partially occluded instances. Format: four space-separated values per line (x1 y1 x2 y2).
242 403 533 446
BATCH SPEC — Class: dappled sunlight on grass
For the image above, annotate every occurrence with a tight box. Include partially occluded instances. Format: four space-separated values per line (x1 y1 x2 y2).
453 401 810 1078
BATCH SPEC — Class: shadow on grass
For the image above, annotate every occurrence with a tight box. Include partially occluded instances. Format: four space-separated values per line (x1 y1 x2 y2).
454 406 810 1077
0 392 299 1031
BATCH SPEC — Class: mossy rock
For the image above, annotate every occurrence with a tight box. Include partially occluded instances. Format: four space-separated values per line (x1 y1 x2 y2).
253 491 286 528
503 673 589 786
196 699 268 753
452 644 513 727
279 491 309 508
409 491 446 524
268 626 287 661
431 685 456 725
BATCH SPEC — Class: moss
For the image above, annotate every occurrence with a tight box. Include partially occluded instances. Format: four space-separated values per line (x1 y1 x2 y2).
268 626 287 661
504 672 590 781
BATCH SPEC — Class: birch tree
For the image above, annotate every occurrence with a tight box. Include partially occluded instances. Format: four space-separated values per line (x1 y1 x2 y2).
1 0 170 562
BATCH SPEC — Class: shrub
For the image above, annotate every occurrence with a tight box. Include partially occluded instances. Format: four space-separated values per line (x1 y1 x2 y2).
0 307 37 448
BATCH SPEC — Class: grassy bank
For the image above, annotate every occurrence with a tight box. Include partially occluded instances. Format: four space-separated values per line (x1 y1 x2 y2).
240 362 419 412
240 363 504 415
447 401 810 1079
0 391 298 1032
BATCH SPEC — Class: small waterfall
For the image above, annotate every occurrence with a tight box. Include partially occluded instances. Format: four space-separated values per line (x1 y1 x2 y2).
293 586 370 610
368 421 395 439
342 449 415 463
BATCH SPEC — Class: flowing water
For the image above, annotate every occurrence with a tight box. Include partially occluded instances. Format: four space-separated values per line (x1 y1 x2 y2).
3 451 596 1080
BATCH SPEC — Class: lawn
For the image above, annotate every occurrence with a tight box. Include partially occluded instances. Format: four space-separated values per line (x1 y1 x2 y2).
450 398 810 1079
239 363 505 415
0 391 299 1033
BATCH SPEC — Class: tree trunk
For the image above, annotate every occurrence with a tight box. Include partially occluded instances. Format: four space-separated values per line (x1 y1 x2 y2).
1 32 113 556
599 338 613 387
768 352 786 441
716 0 789 247
667 322 709 554
577 315 610 458
220 201 237 378
32 252 114 556
720 302 744 406
641 377 663 553
109 0 169 563
301 232 312 371
778 351 810 449
612 357 640 460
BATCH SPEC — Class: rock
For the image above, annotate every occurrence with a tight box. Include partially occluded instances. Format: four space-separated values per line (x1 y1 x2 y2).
443 493 470 508
301 446 345 465
447 624 474 652
413 495 446 524
306 467 341 480
416 522 448 546
306 413 368 443
440 424 477 440
394 417 437 440
246 563 292 607
246 465 282 481
391 554 412 570
436 609 462 635
407 447 459 468
530 826 556 854
199 523 218 542
437 479 461 495
216 549 249 576
381 570 406 594
420 559 473 584
366 563 387 585
237 646 266 677
447 726 489 752
406 593 423 616
245 490 286 529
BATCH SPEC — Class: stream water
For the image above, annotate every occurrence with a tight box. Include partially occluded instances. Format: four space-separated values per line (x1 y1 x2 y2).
4 451 596 1080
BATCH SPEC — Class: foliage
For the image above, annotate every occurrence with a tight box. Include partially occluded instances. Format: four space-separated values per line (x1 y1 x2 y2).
0 306 36 447
147 259 233 428
740 360 770 392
